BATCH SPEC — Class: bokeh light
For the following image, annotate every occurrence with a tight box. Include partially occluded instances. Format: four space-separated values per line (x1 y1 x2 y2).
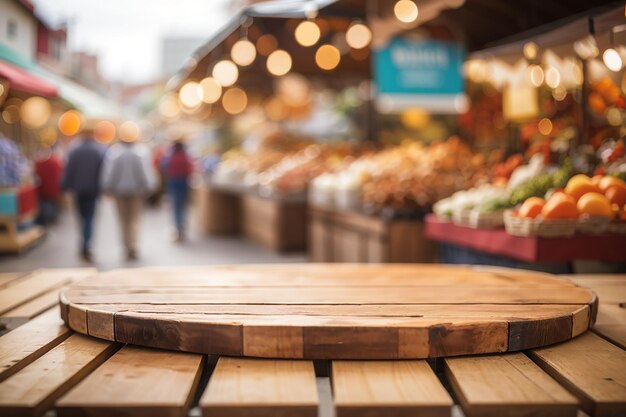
545 67 560 88
345 22 371 49
523 42 538 60
2 105 20 124
538 118 553 135
315 44 341 70
94 120 116 144
222 87 248 115
20 97 51 129
212 60 239 87
231 39 256 66
58 110 82 136
119 121 140 142
256 34 278 56
294 21 320 47
159 93 181 118
179 81 202 108
200 77 222 104
528 65 544 87
394 0 418 23
39 127 57 147
603 48 623 72
266 49 292 76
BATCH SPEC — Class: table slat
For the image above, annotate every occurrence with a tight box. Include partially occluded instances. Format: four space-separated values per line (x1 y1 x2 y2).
444 352 578 417
200 357 318 417
0 308 70 382
56 345 204 417
332 360 452 417
528 332 626 417
0 334 118 417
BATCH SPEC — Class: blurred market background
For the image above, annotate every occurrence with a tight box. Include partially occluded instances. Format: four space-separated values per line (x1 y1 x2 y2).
0 0 625 273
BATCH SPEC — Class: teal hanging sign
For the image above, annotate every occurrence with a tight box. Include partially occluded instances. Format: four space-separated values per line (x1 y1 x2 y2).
374 37 466 113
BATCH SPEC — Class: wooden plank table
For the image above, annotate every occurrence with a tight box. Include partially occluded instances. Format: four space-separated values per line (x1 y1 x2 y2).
0 267 624 417
58 264 596 359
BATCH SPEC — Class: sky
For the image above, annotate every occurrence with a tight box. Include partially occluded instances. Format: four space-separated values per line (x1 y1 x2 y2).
32 0 234 84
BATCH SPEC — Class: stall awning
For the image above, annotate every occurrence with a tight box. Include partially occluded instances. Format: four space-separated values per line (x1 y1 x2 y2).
0 59 58 98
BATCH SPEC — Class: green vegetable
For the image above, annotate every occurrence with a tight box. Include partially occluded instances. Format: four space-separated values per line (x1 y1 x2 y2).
509 159 572 206
480 198 512 213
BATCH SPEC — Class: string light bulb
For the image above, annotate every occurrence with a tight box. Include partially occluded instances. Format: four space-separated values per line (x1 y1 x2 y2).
523 42 538 60
294 20 320 47
394 0 418 24
603 48 623 72
222 87 248 115
231 39 256 66
179 81 202 108
266 49 292 76
212 60 239 87
345 22 372 49
315 44 341 70
200 77 222 104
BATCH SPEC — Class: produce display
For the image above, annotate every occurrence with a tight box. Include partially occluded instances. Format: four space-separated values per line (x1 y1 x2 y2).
310 137 497 213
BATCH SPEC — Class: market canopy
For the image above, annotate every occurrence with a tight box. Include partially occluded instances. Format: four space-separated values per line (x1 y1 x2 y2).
0 43 122 120
0 59 58 98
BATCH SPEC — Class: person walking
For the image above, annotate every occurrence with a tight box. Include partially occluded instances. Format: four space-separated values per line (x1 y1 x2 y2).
101 137 155 260
61 128 104 262
160 140 193 242
35 147 63 226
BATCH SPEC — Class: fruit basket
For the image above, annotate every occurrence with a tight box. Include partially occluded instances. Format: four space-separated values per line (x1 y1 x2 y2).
503 210 535 236
608 220 626 235
577 215 610 235
468 209 505 229
452 209 473 227
504 210 577 238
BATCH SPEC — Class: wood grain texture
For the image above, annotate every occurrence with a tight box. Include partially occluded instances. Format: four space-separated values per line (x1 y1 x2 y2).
59 264 596 359
56 345 204 417
0 308 70 382
332 360 452 417
528 332 626 417
444 353 578 417
0 334 119 417
201 357 318 417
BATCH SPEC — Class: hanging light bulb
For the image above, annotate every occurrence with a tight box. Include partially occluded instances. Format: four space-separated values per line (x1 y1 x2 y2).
294 20 320 47
603 48 623 72
545 66 561 89
222 87 248 115
266 49 292 76
315 44 341 70
212 60 239 87
523 42 538 60
200 77 222 104
527 64 544 87
345 22 372 49
394 0 418 23
179 81 202 108
231 39 256 66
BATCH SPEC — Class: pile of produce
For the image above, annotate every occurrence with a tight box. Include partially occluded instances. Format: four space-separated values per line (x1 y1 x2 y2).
507 174 626 236
310 137 497 213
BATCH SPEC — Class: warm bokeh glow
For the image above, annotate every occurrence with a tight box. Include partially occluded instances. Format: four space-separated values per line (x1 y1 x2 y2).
294 21 320 47
222 87 248 115
94 120 116 143
266 49 292 76
538 118 553 135
315 44 340 70
212 60 239 87
545 67 560 88
159 93 181 118
603 48 623 72
200 77 222 104
231 39 256 66
179 81 202 108
523 42 538 60
394 0 418 23
119 121 140 142
20 97 51 129
58 110 82 136
256 34 278 56
345 23 372 49
528 65 544 87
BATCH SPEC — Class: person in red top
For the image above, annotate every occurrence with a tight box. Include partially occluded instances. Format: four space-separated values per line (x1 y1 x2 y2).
160 139 193 241
35 147 63 225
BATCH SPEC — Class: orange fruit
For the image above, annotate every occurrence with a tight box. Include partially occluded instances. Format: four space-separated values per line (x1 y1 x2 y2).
564 174 601 201
591 175 603 186
605 185 626 207
598 176 626 192
576 192 613 218
541 193 578 219
519 197 546 218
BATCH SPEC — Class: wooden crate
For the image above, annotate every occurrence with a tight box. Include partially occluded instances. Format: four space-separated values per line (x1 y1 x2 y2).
241 194 307 252
309 206 437 263
0 215 45 254
194 184 241 235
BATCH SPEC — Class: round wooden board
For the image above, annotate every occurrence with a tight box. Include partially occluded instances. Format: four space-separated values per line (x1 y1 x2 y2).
60 264 597 359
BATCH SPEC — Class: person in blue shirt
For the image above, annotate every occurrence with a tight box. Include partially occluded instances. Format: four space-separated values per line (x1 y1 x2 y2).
61 128 104 262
